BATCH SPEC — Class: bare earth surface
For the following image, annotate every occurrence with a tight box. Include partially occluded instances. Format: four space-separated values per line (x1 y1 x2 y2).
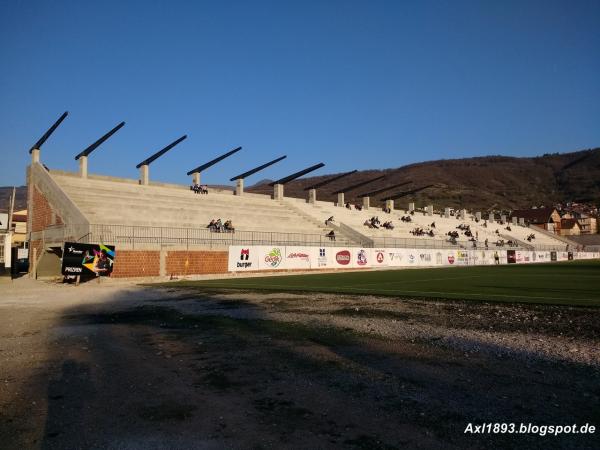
0 277 598 449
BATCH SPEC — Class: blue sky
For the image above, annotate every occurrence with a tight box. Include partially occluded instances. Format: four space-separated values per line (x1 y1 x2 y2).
1 0 599 186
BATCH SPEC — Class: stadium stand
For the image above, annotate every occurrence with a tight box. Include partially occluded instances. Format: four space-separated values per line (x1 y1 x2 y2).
283 197 570 251
36 168 358 247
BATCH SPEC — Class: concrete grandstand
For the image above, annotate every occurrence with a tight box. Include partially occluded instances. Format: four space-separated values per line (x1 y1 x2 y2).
24 111 585 279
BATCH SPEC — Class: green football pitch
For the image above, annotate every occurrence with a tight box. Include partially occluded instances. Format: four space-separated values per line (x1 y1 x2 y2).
164 260 600 307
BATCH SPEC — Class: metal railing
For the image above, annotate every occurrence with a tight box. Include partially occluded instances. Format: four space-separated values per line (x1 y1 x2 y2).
86 224 360 249
34 222 572 251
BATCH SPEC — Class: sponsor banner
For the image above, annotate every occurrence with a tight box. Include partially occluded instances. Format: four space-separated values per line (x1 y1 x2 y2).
354 248 370 268
334 248 354 268
258 246 286 270
371 249 388 267
228 245 260 271
227 245 594 272
534 251 549 263
386 249 405 267
285 246 313 269
443 250 468 266
62 242 115 276
415 249 435 266
313 247 334 269
405 249 420 266
507 250 516 264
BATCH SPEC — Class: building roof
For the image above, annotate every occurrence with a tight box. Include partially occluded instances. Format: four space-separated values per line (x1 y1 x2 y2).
510 207 558 224
561 218 581 230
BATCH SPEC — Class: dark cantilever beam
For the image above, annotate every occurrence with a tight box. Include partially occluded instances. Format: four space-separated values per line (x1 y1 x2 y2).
29 111 69 153
187 146 242 175
356 181 412 198
269 163 325 186
381 185 434 201
331 175 385 195
136 135 187 168
303 170 358 191
230 155 287 181
74 121 125 160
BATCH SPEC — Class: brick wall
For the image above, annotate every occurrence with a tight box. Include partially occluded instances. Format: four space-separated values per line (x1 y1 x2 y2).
30 186 63 232
111 250 160 278
166 251 228 276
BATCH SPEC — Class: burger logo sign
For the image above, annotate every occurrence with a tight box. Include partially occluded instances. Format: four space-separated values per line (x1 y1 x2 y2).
336 250 351 265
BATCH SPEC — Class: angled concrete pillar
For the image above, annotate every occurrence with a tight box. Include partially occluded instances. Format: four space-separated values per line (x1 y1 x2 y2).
235 178 244 196
444 207 451 218
31 148 40 164
408 202 415 212
192 172 200 185
273 183 284 200
139 164 149 185
427 205 434 216
79 155 88 178
519 217 525 226
512 216 518 225
489 212 495 222
362 196 370 210
461 209 467 220
308 188 316 204
337 192 345 207
500 214 507 224
475 211 482 221
385 199 394 211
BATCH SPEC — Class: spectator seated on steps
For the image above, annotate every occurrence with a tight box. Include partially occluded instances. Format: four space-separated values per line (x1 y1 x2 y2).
325 216 335 226
327 230 336 241
224 220 235 233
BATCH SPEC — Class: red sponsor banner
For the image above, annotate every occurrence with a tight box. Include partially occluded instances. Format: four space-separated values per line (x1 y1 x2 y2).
336 250 351 265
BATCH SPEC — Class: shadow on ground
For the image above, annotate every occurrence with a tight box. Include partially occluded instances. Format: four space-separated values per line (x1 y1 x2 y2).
2 288 599 449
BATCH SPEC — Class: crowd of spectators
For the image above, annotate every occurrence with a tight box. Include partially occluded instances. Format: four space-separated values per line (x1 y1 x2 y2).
364 216 383 229
345 202 363 211
207 218 234 233
412 227 434 237
191 184 209 194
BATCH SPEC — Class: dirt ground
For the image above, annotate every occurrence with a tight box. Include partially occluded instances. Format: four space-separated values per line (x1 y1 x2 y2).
0 277 598 449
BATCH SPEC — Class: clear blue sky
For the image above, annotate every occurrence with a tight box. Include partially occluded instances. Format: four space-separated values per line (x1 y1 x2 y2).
1 0 599 187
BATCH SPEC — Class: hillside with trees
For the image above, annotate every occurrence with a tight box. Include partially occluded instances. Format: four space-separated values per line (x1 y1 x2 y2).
248 148 600 211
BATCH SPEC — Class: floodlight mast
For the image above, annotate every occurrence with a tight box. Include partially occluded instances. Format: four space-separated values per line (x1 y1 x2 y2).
302 170 358 204
269 162 325 200
332 174 385 208
187 146 242 185
74 121 126 178
229 155 287 196
136 135 188 185
29 111 69 163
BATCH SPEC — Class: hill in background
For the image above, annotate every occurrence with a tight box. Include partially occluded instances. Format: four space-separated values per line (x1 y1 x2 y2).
0 186 27 213
248 148 600 211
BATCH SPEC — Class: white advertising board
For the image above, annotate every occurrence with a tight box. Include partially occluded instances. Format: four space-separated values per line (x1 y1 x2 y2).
228 245 260 272
228 246 597 272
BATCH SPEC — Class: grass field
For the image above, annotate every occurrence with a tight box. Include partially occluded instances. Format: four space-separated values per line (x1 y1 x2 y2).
165 260 600 307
